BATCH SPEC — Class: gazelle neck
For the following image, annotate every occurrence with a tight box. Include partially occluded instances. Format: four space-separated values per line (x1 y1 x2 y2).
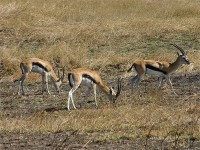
98 80 112 97
169 57 183 73
50 71 60 82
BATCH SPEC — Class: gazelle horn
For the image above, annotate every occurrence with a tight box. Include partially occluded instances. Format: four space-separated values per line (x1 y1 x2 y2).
170 43 186 55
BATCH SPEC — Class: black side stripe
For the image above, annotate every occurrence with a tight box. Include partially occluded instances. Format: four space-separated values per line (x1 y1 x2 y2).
32 62 48 72
146 64 167 75
82 74 98 84
68 73 73 88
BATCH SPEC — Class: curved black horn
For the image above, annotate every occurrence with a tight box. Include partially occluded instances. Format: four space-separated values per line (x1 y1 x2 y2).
170 43 186 55
116 78 122 98
57 67 65 81
61 67 65 81
57 69 60 78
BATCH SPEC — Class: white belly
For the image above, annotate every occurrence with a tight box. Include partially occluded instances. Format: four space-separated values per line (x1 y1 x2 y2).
81 77 93 86
146 68 165 76
32 65 50 75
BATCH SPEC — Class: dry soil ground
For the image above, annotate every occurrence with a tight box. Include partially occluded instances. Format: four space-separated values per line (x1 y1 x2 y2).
1 73 200 150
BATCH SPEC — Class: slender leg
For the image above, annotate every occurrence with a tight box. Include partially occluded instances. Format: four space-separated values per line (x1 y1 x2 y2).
67 84 80 110
135 75 142 87
93 84 97 107
71 93 76 109
68 88 77 110
166 76 177 95
130 75 138 93
67 90 72 110
18 73 27 95
18 77 23 95
42 73 45 94
42 73 50 95
131 74 143 94
45 74 50 95
80 85 92 108
157 77 164 89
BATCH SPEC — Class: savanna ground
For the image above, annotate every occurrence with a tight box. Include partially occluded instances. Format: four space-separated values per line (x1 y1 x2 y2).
1 0 200 149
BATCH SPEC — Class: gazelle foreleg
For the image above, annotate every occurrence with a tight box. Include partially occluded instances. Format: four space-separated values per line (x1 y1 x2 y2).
45 73 50 94
41 73 45 94
41 72 50 94
157 76 164 89
80 85 93 108
166 76 177 95
93 84 97 107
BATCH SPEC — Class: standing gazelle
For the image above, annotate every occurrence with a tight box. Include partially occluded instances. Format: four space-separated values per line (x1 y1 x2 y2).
17 58 64 95
127 44 190 94
67 68 122 110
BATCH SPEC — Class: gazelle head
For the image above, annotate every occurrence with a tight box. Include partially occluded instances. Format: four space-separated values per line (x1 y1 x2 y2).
54 68 65 93
171 43 190 65
109 78 122 103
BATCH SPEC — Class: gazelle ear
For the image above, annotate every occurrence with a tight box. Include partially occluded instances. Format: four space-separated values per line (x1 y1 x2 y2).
177 52 180 56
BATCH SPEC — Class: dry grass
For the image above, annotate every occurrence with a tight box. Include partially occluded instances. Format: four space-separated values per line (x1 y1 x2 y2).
1 101 200 143
1 0 200 77
1 0 200 148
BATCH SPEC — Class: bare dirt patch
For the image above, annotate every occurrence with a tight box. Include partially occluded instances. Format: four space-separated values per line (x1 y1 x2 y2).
1 73 200 149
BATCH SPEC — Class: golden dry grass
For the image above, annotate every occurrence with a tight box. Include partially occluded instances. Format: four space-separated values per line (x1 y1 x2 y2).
1 0 200 77
1 101 200 142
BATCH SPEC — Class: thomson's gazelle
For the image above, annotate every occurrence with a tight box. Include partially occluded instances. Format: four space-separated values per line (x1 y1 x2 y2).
127 44 190 94
18 58 64 95
67 68 122 110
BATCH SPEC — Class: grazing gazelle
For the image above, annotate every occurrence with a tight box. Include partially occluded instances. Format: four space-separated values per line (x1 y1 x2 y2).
17 58 64 95
127 44 190 94
67 68 122 110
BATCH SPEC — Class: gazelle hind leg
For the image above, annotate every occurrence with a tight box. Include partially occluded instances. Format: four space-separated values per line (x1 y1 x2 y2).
68 89 77 110
67 91 72 110
71 94 76 109
131 75 143 94
18 73 27 95
67 84 80 110
130 75 138 93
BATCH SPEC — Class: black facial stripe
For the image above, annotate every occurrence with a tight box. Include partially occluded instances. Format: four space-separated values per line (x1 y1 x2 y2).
82 74 98 84
146 64 167 75
32 62 48 72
